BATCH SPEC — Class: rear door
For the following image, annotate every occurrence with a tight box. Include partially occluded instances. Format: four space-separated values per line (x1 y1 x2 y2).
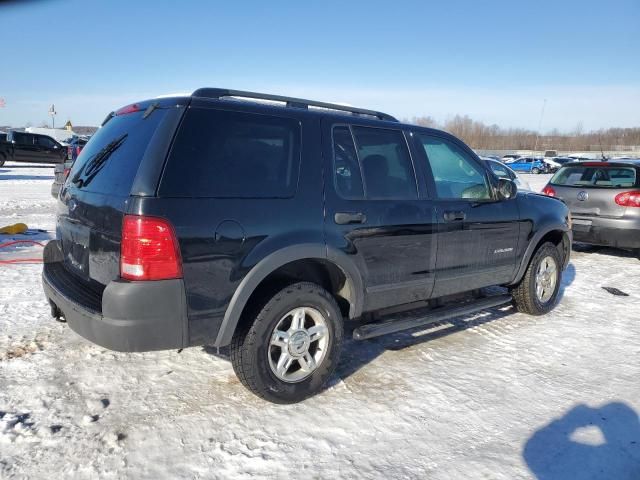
11 132 38 161
59 103 177 287
322 120 437 311
412 132 521 297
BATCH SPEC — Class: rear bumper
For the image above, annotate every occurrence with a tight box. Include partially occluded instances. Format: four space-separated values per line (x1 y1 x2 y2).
42 240 188 352
572 216 640 250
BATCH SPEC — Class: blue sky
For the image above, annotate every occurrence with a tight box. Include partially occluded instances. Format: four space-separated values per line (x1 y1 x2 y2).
0 0 638 131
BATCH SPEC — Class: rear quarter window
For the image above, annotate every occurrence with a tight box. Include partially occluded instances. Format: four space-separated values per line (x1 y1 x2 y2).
160 108 301 198
551 166 637 188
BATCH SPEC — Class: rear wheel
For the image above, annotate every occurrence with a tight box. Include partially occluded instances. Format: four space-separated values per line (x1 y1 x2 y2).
229 282 343 404
511 242 562 315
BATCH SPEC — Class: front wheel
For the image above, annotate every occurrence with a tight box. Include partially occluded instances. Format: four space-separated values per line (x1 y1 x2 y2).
532 167 541 174
511 242 562 315
229 282 344 403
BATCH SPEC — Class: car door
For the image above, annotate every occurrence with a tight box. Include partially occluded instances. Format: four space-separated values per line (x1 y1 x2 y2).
411 132 521 298
36 135 62 163
512 158 528 172
12 132 39 161
322 120 438 312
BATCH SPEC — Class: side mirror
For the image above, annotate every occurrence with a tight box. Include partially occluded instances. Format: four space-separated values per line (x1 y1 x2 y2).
497 178 517 200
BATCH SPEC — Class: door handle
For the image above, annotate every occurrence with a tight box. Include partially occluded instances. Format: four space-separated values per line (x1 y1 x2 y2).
443 211 466 222
334 212 367 225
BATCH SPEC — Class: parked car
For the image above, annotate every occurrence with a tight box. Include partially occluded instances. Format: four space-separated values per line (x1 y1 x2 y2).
482 157 532 191
542 161 640 254
0 130 66 166
51 159 74 198
42 88 571 403
501 153 521 163
506 156 547 174
65 136 89 161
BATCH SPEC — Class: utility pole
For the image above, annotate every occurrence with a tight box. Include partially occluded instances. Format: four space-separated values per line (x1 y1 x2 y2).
533 99 547 156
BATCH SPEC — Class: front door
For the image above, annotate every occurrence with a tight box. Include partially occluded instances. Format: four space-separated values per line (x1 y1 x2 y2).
411 132 521 298
322 120 438 312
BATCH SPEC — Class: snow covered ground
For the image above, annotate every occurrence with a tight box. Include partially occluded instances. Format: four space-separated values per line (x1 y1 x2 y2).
1 165 640 479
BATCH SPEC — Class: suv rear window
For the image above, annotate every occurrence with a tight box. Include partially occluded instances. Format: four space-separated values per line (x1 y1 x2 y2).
551 165 637 188
160 108 301 198
68 108 167 196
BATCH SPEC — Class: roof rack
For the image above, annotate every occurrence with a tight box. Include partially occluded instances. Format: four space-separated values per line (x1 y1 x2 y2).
191 88 398 122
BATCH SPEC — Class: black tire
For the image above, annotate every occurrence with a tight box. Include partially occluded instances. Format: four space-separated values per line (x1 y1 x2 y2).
0 157 5 168
532 167 540 174
229 282 344 404
511 242 562 315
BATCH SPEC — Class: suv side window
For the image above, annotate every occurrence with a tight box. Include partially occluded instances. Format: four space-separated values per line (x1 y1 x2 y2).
417 134 491 200
351 126 417 200
332 126 364 199
13 132 31 145
161 108 301 198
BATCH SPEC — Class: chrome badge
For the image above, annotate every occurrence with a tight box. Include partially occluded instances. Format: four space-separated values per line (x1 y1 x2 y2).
577 191 588 201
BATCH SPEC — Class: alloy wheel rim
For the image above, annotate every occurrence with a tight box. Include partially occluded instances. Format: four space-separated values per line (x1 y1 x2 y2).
535 256 558 303
268 307 329 383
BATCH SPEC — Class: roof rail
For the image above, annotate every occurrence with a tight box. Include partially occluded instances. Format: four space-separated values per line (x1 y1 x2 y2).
191 88 398 122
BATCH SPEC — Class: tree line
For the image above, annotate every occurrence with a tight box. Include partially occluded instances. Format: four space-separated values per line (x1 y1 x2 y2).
407 115 640 152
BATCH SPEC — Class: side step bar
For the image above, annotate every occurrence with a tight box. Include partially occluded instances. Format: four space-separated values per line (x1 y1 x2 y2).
352 294 513 341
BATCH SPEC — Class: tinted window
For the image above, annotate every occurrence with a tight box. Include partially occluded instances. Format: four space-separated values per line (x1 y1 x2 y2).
37 136 56 148
551 166 637 188
351 126 417 200
418 135 491 200
161 108 300 198
333 126 364 199
12 132 32 145
68 108 167 196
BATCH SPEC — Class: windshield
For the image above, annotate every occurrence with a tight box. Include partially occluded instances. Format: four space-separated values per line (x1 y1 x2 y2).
550 165 637 188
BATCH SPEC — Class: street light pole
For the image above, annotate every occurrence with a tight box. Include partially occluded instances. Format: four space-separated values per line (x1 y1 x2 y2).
533 99 547 156
49 104 57 129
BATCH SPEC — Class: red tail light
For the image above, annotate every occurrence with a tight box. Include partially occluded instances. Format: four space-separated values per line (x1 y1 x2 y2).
615 191 640 208
542 185 556 197
120 215 182 281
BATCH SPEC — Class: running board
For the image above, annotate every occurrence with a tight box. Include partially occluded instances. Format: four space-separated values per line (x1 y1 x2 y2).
352 294 513 341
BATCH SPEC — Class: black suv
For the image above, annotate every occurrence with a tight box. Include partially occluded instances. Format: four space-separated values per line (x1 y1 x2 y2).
42 89 571 403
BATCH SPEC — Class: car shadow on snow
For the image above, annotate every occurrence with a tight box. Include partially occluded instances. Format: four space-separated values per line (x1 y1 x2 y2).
0 173 54 181
523 402 640 479
334 300 517 383
572 242 639 260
